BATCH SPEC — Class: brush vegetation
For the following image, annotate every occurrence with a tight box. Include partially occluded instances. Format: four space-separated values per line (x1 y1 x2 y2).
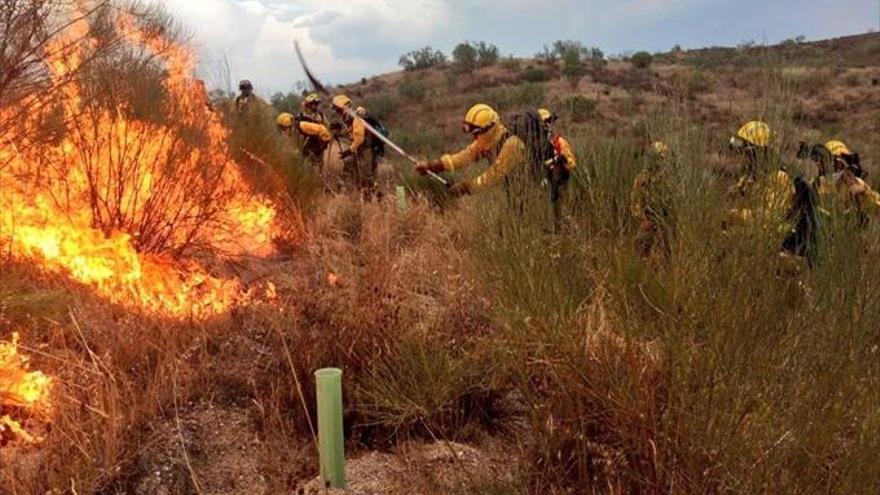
2 1 880 493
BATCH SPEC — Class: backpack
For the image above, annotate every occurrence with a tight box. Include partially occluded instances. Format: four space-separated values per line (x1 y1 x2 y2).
783 174 824 266
503 111 555 180
362 114 388 156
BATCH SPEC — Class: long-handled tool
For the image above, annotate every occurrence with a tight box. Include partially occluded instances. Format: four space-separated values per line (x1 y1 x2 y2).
294 42 448 186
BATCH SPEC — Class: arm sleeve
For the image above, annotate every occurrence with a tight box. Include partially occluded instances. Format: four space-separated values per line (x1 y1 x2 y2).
298 121 332 143
351 118 366 153
470 137 525 190
440 141 483 172
560 137 577 170
855 182 880 216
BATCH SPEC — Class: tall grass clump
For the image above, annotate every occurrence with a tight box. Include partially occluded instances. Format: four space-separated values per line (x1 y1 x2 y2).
248 195 509 445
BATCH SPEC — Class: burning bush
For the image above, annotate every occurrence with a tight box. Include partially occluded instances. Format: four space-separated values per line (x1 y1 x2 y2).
0 4 279 317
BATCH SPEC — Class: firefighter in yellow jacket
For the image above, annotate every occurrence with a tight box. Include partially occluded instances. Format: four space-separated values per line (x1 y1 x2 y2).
416 103 526 197
539 108 576 230
331 94 376 193
295 93 332 167
538 109 577 171
800 139 879 225
631 141 675 259
729 120 772 196
276 109 331 168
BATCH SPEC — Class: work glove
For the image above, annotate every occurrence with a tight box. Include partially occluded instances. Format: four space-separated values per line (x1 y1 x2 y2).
449 181 472 197
339 149 354 160
416 160 445 176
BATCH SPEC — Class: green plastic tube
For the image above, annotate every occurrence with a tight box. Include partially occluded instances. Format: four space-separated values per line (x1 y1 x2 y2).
396 185 407 214
315 368 345 489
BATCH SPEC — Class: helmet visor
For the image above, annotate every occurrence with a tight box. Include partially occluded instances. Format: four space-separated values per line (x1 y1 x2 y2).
463 122 491 136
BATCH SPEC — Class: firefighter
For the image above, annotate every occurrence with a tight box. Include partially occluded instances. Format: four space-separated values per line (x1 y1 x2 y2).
729 120 772 196
294 94 332 167
331 94 376 194
801 141 880 225
799 139 865 186
235 79 258 114
538 108 577 230
416 103 526 197
630 141 675 259
276 112 295 137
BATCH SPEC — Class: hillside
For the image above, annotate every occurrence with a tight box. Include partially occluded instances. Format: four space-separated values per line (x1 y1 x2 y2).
335 32 880 176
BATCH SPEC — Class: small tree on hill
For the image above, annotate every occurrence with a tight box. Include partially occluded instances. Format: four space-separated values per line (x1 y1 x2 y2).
631 51 654 69
551 40 604 90
474 41 499 67
452 41 499 72
398 46 446 71
452 42 479 73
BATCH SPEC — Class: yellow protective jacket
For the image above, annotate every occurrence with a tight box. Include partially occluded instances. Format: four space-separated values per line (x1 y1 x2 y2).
630 170 659 221
851 178 880 215
817 174 880 217
348 117 366 155
729 170 794 236
298 121 331 144
551 134 577 170
439 124 526 190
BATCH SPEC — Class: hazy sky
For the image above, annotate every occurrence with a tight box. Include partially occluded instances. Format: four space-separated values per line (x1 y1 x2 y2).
164 0 879 95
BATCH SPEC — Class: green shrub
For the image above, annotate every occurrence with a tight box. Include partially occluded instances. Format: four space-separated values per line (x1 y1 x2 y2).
514 83 545 108
395 125 445 156
562 63 586 90
552 40 604 65
686 69 714 95
355 332 505 439
397 76 427 101
522 67 550 83
453 40 500 72
452 42 479 73
363 92 399 121
474 41 500 67
631 51 654 69
565 95 597 122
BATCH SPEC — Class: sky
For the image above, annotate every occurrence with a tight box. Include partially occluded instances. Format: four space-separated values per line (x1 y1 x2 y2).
163 0 879 95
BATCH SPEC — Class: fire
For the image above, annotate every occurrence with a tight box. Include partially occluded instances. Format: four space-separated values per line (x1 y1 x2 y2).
0 9 280 318
0 333 52 444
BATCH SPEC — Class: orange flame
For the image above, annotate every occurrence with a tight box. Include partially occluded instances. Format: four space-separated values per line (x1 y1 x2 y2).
0 10 280 318
0 333 52 444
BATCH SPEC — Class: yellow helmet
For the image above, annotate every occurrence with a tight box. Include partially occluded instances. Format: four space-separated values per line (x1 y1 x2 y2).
355 106 367 117
463 103 498 134
650 141 670 157
303 93 321 106
824 140 851 157
332 94 352 110
276 112 295 129
537 108 552 123
736 120 771 148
